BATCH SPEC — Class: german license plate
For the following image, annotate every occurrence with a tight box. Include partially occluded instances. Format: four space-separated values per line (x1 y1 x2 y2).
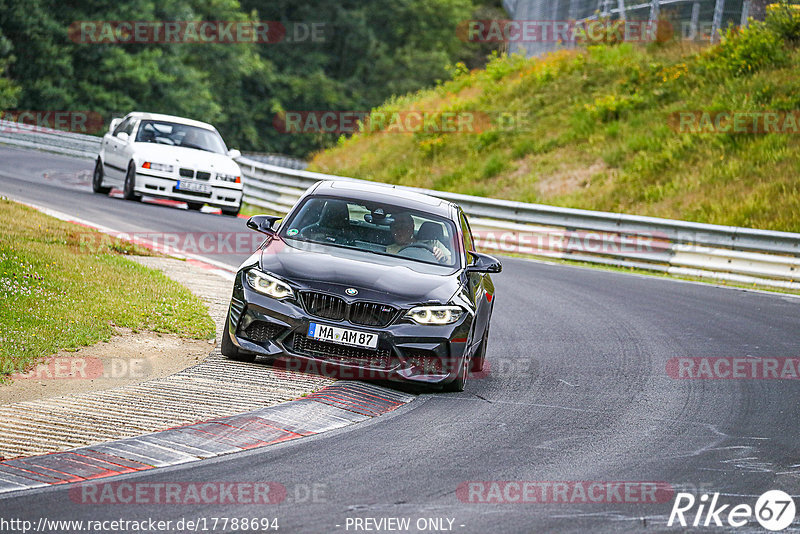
307 322 378 349
177 180 211 194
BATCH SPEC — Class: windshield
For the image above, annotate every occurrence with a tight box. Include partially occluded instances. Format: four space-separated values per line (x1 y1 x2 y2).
134 120 227 154
279 196 459 267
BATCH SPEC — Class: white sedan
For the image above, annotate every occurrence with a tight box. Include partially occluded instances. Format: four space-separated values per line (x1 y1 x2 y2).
93 112 244 216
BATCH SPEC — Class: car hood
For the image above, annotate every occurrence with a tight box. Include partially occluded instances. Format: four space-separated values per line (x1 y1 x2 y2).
132 143 240 174
258 239 461 306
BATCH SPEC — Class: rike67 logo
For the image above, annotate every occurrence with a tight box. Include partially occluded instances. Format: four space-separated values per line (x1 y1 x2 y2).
668 490 796 531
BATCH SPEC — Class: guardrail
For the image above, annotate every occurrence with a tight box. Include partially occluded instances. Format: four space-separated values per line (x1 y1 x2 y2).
1 120 798 290
0 119 101 159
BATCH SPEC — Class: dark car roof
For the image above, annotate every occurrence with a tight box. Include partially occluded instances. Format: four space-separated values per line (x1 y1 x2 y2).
309 180 457 219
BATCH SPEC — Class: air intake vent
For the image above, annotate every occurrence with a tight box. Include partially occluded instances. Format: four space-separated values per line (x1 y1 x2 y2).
301 292 347 321
242 321 285 343
349 302 397 327
291 333 392 369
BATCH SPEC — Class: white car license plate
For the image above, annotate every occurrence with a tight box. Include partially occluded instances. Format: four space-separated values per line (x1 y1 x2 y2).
177 180 211 194
307 323 378 349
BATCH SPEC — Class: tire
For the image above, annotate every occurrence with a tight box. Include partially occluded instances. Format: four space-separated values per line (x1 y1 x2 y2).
221 203 241 217
443 352 469 392
122 162 141 201
92 158 111 194
186 202 204 211
221 317 256 363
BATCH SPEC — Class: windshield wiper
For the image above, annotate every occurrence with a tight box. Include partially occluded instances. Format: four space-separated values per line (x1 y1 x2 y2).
181 142 215 153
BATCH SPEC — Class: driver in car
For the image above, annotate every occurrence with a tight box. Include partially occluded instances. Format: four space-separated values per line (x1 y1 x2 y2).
385 212 452 264
181 127 202 148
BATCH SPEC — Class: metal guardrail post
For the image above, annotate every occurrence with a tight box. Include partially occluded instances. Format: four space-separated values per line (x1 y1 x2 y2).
741 0 751 26
711 0 726 43
649 0 660 22
690 2 701 40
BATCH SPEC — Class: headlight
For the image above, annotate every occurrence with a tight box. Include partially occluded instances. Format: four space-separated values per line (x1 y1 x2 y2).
245 269 294 300
404 305 463 325
217 173 240 183
142 162 174 172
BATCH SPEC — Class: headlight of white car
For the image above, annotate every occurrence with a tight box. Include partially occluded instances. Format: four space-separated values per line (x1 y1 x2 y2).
245 269 294 300
404 305 463 325
142 162 174 172
217 173 240 183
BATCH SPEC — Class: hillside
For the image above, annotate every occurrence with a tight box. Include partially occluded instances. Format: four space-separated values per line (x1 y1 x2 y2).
310 9 800 232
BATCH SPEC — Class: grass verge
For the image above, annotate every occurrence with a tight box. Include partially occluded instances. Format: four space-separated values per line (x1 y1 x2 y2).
310 7 800 233
0 198 216 380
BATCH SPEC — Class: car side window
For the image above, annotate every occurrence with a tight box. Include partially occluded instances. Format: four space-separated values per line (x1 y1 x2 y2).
459 211 475 264
113 118 130 136
123 119 137 136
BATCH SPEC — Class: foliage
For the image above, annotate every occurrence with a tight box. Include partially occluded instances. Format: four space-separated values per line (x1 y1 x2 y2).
0 0 501 157
700 21 787 76
584 93 645 122
765 1 800 43
0 29 20 109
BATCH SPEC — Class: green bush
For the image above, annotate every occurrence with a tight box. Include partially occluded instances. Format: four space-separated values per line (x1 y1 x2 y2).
485 51 529 81
702 21 788 76
584 93 646 122
765 2 800 43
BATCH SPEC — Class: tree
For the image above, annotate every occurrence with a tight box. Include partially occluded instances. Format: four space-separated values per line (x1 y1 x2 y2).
0 0 504 155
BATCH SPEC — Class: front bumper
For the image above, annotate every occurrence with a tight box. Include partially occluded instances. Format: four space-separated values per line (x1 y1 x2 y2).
227 272 472 386
134 170 242 208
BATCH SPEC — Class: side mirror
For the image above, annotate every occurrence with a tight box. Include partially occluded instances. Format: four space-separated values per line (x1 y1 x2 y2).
109 118 121 133
247 215 282 235
227 148 241 159
116 131 129 142
466 252 502 273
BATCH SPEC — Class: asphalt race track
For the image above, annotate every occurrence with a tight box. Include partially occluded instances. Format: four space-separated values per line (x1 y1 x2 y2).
1 145 799 533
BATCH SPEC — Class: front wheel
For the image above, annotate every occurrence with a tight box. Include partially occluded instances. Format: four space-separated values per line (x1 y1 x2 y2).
92 158 111 194
221 317 256 363
122 162 141 201
186 202 204 211
221 203 241 217
442 353 470 392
